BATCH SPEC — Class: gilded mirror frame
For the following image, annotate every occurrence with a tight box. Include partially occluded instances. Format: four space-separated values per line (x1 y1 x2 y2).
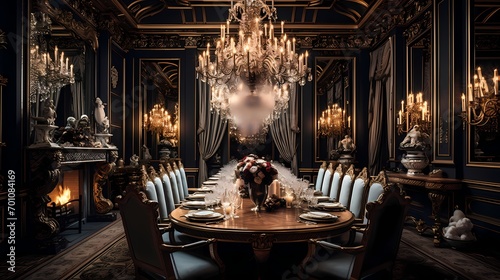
314 56 356 162
140 58 180 160
466 1 500 168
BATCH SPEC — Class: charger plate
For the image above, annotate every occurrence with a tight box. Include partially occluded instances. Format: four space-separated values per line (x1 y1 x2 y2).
299 212 338 223
185 211 224 222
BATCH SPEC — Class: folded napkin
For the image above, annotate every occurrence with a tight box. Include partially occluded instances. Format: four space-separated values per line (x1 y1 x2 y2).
306 211 337 219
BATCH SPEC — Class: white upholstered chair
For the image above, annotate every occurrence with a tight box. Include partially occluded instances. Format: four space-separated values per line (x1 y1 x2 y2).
320 163 334 196
329 164 344 201
164 163 181 204
338 164 355 207
348 167 370 220
171 161 186 201
314 161 328 191
177 161 190 198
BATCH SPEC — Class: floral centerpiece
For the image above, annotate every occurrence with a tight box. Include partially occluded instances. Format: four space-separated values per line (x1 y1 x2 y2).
236 154 278 211
236 154 278 186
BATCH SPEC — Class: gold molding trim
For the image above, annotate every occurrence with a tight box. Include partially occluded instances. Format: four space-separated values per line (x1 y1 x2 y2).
35 0 99 50
462 179 500 190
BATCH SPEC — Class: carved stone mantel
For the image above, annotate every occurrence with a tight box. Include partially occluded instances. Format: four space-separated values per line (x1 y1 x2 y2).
28 146 118 241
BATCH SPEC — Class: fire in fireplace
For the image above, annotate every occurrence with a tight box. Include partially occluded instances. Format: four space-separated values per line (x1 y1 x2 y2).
47 170 82 233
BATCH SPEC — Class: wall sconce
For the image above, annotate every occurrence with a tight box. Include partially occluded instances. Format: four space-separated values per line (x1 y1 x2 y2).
397 92 431 136
461 67 500 132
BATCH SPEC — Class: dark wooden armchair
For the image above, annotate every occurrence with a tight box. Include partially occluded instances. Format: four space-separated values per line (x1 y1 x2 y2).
301 184 411 280
118 186 225 279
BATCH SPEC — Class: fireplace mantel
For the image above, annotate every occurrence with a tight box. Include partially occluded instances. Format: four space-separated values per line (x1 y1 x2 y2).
28 146 118 242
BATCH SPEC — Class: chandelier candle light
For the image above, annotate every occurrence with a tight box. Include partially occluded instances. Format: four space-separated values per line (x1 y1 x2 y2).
317 103 351 138
397 92 430 135
461 67 500 131
143 104 178 139
196 0 312 137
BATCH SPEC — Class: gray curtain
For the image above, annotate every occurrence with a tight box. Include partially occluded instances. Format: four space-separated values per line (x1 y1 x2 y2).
197 80 227 183
270 84 299 175
368 37 393 176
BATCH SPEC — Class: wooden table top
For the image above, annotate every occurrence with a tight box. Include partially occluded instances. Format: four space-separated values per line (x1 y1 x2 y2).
169 198 355 244
386 171 462 191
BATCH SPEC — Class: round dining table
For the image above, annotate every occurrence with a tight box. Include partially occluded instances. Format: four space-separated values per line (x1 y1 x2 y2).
169 198 355 263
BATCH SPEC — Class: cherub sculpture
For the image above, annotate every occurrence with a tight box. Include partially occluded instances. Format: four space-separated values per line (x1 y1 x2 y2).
400 125 430 150
338 135 356 152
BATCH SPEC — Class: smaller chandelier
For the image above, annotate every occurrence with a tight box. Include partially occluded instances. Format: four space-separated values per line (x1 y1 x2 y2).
397 92 430 135
144 103 178 139
461 67 500 132
317 103 351 138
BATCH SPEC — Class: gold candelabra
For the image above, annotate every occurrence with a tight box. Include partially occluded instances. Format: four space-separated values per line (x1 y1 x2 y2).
317 103 351 138
461 67 500 132
397 92 431 135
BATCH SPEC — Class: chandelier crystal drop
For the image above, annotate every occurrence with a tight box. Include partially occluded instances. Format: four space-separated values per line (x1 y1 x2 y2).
196 0 312 134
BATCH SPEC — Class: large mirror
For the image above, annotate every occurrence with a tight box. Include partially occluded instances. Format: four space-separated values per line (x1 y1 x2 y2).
315 57 355 161
468 2 500 166
29 2 96 147
140 59 180 160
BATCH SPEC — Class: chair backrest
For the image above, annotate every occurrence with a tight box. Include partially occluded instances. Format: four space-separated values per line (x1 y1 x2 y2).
164 163 181 204
314 161 327 191
158 164 176 214
147 166 169 221
362 170 387 223
141 165 159 203
349 167 369 219
328 164 344 201
338 164 355 207
320 163 334 196
350 184 411 280
171 162 185 201
177 161 190 198
118 187 172 277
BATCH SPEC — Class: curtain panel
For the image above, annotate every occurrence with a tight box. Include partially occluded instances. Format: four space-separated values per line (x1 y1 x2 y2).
270 84 299 175
197 80 227 183
368 37 393 176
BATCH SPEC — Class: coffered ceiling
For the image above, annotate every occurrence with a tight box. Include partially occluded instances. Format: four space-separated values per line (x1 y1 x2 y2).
91 0 401 35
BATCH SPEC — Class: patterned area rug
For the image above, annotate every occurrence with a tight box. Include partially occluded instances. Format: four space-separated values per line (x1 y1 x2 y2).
5 223 500 279
11 216 126 280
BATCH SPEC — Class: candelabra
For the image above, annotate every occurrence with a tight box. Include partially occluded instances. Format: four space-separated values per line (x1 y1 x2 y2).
317 103 351 138
461 67 500 132
397 92 431 175
195 0 312 127
397 92 431 136
143 103 178 142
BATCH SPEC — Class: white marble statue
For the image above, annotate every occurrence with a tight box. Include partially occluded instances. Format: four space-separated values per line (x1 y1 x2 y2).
400 125 430 150
94 97 110 134
338 135 356 152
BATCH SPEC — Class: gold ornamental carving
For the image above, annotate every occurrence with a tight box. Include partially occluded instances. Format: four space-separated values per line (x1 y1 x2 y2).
249 233 276 263
93 150 118 214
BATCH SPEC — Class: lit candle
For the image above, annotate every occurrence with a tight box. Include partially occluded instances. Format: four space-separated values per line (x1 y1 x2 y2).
70 64 73 77
281 21 284 34
401 100 404 112
461 93 466 112
398 110 402 124
292 38 296 53
285 194 293 208
54 46 58 66
468 83 473 101
264 23 267 37
348 116 351 128
65 57 69 71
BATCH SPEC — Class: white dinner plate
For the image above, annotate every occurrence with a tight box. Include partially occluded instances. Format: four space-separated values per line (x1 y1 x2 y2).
202 181 218 185
185 211 224 222
299 212 338 223
181 201 206 209
317 202 343 208
186 194 206 200
314 196 331 202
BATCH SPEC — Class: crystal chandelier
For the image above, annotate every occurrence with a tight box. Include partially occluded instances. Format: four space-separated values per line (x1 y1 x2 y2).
143 103 178 139
196 0 312 130
461 67 500 132
397 92 431 135
29 12 74 104
317 103 351 138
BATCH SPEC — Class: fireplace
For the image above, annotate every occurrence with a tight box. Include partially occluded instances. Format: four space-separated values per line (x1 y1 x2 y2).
28 147 118 253
46 170 82 233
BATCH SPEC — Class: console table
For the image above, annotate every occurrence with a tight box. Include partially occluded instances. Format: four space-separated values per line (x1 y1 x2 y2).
386 172 462 247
